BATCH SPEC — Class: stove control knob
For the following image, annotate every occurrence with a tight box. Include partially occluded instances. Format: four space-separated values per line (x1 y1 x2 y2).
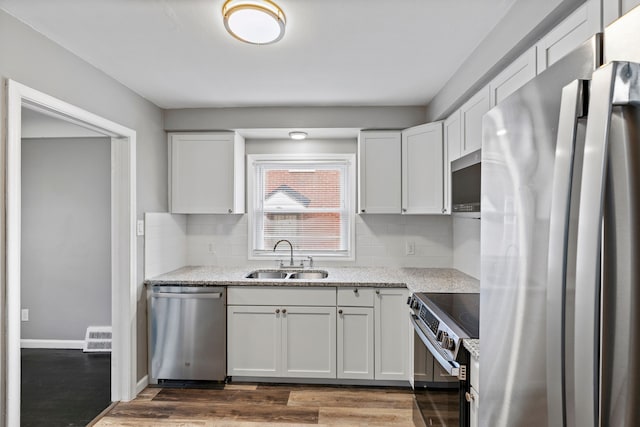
411 299 420 309
443 337 455 351
437 331 447 343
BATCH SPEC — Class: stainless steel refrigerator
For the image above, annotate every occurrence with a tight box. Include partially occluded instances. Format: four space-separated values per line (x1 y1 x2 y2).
480 5 640 427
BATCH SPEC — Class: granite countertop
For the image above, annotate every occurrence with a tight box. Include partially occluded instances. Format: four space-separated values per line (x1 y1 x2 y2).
145 266 479 294
464 339 479 359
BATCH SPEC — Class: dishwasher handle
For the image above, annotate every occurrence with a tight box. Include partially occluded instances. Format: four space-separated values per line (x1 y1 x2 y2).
152 292 223 299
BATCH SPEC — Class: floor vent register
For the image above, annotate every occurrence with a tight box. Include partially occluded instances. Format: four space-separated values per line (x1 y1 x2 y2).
83 326 112 353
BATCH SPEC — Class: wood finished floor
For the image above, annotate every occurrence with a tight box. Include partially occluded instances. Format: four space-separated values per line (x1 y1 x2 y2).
93 383 416 426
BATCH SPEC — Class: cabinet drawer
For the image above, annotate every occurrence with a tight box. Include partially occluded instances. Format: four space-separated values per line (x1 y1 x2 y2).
228 286 336 306
337 287 375 307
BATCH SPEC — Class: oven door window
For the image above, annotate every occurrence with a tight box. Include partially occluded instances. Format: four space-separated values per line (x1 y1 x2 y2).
413 332 464 426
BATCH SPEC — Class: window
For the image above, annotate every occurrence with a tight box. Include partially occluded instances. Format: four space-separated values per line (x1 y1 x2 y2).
248 154 355 259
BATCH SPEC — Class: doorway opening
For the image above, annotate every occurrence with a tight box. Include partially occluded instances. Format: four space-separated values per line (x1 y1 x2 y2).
6 80 137 426
20 108 113 424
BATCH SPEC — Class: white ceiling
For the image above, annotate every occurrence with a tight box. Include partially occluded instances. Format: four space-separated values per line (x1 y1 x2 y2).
0 0 518 109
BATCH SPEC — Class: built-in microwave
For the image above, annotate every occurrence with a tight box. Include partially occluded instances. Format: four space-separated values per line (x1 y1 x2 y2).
451 149 481 218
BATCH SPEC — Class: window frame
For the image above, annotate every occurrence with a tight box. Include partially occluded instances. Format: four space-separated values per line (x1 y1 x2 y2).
247 153 356 261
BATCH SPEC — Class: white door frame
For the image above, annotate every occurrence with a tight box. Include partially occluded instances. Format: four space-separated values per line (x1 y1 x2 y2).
5 79 137 426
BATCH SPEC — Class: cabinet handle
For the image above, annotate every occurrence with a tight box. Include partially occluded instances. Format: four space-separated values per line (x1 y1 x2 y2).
353 288 358 294
376 289 380 295
282 308 287 314
275 309 280 314
402 208 407 213
338 309 343 315
361 209 366 213
465 392 475 402
442 208 446 213
228 208 233 213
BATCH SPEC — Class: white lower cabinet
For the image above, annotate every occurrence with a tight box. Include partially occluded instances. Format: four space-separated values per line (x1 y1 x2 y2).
469 386 479 427
282 306 336 378
227 287 337 378
228 286 409 383
374 288 410 381
227 304 336 378
227 306 281 376
337 306 374 379
469 353 480 427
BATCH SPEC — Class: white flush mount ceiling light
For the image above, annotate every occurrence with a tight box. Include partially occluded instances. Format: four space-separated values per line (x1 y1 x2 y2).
222 0 286 45
289 131 308 140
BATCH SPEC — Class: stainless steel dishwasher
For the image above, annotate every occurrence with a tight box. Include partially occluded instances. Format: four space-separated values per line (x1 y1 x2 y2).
149 285 226 383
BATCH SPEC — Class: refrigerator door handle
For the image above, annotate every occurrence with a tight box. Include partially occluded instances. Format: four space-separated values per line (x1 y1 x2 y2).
574 61 640 427
546 79 589 427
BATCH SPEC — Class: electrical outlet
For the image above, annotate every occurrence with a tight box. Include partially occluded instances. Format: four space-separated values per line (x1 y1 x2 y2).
21 309 29 322
136 219 145 236
208 242 215 254
406 241 415 255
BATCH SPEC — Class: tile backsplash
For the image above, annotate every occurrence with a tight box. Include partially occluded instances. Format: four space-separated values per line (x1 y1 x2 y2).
145 213 453 277
144 213 187 278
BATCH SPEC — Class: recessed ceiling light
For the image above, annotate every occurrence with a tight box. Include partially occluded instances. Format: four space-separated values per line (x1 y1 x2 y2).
289 131 308 140
222 0 286 45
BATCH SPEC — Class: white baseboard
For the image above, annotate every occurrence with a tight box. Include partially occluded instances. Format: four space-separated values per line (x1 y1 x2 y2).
21 339 84 349
136 375 149 395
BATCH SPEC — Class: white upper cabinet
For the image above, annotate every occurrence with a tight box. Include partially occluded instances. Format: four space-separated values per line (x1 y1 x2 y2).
460 85 490 156
536 3 601 74
604 0 640 26
489 46 537 107
169 132 245 214
358 131 401 214
443 110 462 215
401 122 445 214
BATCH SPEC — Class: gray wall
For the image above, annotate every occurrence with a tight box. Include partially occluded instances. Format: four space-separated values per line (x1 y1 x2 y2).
164 106 427 131
0 8 167 388
426 0 587 121
246 138 357 155
21 137 111 341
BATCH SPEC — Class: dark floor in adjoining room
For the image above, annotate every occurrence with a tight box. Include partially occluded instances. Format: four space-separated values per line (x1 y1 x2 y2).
21 348 111 426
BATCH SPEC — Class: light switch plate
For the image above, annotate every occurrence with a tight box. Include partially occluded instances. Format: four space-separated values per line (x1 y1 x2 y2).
136 220 144 236
21 309 29 322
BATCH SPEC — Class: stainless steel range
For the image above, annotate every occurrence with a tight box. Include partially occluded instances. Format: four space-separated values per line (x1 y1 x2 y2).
409 292 479 427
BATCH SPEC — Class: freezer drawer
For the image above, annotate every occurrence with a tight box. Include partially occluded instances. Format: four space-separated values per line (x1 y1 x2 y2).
149 286 226 382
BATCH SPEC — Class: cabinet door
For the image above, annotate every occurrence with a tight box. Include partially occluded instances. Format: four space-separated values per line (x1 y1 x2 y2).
227 305 281 377
536 3 600 73
469 386 479 427
401 122 444 214
282 306 336 378
337 307 374 380
358 131 401 214
604 0 640 26
443 111 462 214
489 46 537 107
374 288 409 380
460 86 490 156
169 132 245 214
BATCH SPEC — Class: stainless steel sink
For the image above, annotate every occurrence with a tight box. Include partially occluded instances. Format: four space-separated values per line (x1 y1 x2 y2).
244 270 329 279
288 271 329 279
245 270 289 279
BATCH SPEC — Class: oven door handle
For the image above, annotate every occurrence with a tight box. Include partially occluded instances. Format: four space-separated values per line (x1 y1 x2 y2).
410 313 460 377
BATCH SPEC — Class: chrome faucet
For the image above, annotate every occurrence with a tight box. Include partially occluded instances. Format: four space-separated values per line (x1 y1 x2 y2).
273 239 294 267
